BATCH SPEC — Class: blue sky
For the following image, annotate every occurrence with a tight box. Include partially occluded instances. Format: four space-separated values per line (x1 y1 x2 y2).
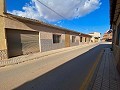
6 0 110 35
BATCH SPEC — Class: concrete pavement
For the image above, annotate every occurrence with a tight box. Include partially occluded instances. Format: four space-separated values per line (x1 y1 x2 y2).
0 42 111 90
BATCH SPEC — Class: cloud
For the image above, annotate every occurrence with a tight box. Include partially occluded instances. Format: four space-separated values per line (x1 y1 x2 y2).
8 0 101 22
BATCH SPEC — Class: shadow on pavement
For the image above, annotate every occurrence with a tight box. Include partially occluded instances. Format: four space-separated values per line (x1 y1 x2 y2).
14 44 111 90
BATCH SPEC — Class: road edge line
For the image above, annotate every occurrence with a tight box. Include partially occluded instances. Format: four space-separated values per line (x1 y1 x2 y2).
80 49 104 90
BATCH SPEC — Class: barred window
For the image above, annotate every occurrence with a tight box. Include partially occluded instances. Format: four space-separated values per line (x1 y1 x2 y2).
80 37 82 42
72 36 76 43
85 37 87 42
53 34 61 43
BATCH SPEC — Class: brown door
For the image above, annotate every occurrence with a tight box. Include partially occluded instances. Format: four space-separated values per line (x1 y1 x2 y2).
65 32 70 47
6 29 39 58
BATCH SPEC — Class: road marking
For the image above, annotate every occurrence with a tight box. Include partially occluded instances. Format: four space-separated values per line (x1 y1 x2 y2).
80 49 104 90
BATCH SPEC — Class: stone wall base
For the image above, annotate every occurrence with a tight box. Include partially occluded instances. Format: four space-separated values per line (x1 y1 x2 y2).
0 49 8 60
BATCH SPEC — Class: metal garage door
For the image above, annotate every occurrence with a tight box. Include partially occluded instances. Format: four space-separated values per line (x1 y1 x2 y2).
6 29 39 58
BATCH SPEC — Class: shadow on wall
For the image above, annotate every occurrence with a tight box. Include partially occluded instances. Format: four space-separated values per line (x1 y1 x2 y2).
13 44 111 90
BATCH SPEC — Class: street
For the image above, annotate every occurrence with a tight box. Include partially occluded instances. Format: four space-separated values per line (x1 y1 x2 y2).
0 42 111 90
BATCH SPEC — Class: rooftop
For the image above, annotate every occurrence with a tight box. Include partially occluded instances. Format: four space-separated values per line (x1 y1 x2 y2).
4 13 91 37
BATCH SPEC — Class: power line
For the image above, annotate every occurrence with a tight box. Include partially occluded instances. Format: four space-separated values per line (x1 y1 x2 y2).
36 0 77 28
36 0 66 19
36 0 88 32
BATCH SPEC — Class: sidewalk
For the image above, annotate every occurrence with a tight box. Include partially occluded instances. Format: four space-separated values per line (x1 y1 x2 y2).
0 43 99 67
88 48 120 90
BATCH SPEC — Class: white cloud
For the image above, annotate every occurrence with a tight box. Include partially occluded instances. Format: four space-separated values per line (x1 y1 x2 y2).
8 0 101 22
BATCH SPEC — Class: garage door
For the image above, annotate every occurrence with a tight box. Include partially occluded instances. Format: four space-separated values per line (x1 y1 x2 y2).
6 29 39 58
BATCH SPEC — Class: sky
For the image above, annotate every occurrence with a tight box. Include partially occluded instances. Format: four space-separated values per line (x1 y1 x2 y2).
6 0 110 35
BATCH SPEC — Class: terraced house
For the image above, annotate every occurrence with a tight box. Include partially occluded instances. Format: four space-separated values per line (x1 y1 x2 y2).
0 0 92 60
110 0 120 73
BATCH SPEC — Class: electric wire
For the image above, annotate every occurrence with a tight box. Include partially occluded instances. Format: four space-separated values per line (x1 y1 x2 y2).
36 0 88 32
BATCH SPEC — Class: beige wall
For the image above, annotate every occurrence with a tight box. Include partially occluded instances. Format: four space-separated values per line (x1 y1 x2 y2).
5 16 46 32
86 37 90 43
82 37 85 43
0 0 5 15
0 16 7 50
0 0 8 60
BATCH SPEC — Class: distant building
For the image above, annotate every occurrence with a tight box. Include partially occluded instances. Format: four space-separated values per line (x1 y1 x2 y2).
89 32 101 42
102 30 113 42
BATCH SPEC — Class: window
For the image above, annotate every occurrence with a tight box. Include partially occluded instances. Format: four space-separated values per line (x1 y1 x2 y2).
72 36 76 43
85 37 87 42
80 37 82 42
53 34 61 43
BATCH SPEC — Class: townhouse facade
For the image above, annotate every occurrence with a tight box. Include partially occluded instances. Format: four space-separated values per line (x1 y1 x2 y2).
102 30 113 42
0 0 92 60
88 32 101 42
110 0 120 72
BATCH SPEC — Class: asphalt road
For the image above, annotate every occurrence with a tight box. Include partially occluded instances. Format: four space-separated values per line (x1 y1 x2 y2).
0 42 111 90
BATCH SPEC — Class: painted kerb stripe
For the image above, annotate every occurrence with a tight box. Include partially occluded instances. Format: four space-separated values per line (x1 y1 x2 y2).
80 49 104 90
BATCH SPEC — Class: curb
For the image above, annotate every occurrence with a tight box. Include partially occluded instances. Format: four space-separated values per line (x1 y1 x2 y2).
0 43 99 67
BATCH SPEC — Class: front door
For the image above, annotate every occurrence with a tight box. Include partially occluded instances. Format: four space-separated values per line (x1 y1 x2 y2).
65 32 70 47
